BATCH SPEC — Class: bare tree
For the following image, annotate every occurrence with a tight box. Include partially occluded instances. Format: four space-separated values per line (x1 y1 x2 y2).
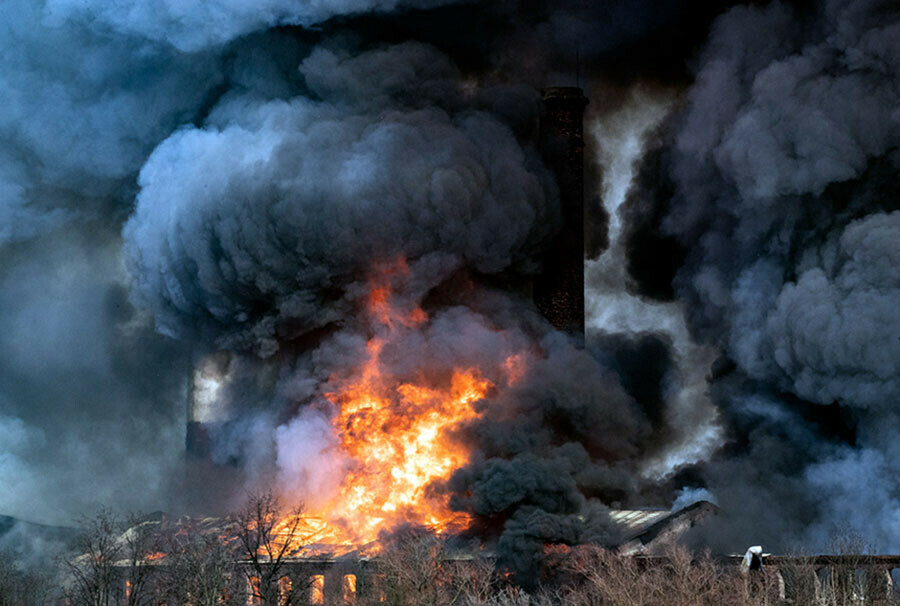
233 491 313 605
161 526 244 606
360 530 537 606
562 544 659 606
561 544 778 606
0 550 56 606
448 556 500 606
61 508 123 606
61 509 163 606
119 513 165 606
361 528 455 606
463 586 538 606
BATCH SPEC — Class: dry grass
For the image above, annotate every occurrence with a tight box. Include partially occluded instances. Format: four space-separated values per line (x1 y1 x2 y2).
559 545 777 606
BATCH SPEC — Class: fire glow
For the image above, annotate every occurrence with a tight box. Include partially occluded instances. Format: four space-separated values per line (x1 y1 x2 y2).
274 260 524 552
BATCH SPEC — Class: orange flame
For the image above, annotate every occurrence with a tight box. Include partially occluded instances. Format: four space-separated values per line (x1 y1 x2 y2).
144 551 167 561
319 350 491 544
274 259 526 553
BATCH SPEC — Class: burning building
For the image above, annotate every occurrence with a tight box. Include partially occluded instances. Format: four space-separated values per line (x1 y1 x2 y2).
177 83 608 562
80 498 718 606
6 0 897 590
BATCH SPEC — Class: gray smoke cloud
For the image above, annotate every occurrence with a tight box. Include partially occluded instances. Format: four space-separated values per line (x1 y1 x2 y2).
0 228 191 524
42 0 467 52
0 0 222 234
734 211 900 409
124 41 556 356
624 0 900 551
6 0 898 579
0 0 222 524
442 335 650 582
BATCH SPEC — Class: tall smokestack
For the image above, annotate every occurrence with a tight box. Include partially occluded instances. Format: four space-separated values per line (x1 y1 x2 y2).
534 86 588 347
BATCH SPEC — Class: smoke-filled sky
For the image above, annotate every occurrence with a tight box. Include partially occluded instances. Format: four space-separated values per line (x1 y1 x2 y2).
1 0 899 570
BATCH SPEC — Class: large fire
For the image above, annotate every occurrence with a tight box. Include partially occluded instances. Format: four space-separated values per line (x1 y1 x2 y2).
273 260 523 554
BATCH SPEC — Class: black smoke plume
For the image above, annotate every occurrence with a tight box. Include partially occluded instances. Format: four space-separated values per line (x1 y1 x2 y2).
2 0 898 581
624 0 900 551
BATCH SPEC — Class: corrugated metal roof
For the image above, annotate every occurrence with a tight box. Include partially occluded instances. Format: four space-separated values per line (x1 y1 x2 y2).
609 509 672 536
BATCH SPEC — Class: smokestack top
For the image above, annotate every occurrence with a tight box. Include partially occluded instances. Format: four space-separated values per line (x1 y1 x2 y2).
540 86 589 105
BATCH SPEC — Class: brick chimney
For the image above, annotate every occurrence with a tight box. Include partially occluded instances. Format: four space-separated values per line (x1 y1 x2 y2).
534 86 588 347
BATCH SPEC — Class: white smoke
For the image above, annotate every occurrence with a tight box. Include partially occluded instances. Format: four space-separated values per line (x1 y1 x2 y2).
585 87 722 479
276 410 346 510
